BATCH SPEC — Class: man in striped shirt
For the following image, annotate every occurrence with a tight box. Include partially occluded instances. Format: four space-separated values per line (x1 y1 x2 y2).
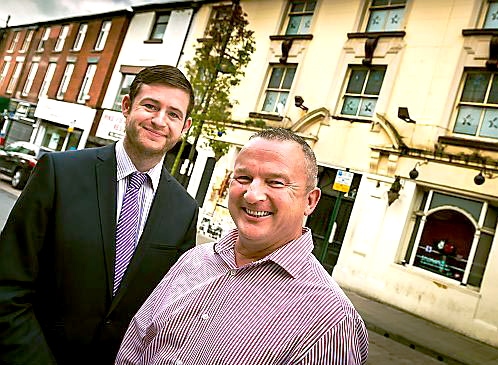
116 127 368 364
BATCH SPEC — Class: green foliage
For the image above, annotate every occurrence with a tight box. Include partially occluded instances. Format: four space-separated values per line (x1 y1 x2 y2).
171 1 256 175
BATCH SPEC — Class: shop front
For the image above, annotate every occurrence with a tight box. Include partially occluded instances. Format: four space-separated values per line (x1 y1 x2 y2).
33 98 96 151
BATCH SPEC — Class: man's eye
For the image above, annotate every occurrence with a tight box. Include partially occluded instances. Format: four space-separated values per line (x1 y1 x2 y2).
269 180 285 187
234 176 251 184
168 111 181 120
144 103 158 111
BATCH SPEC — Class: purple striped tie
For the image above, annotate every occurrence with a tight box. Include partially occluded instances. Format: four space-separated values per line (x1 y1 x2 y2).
113 172 147 295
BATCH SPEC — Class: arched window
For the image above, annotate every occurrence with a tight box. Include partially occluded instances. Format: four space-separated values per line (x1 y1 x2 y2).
404 191 497 288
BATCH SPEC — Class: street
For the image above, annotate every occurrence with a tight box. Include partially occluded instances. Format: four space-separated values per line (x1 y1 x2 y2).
0 178 450 364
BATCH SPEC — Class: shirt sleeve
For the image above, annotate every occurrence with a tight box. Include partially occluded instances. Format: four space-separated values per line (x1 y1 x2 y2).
294 317 369 365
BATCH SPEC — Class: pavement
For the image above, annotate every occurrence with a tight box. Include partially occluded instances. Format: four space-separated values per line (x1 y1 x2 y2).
198 232 498 365
344 289 498 365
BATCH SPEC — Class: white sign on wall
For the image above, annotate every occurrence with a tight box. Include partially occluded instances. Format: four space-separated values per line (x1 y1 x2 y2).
96 109 126 141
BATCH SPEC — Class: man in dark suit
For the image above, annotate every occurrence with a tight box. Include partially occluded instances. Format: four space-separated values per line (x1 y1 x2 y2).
0 65 199 364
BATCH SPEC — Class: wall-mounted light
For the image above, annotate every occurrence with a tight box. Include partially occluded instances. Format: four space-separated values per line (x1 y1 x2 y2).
294 96 309 112
387 176 402 206
398 107 416 124
409 160 428 179
474 169 497 185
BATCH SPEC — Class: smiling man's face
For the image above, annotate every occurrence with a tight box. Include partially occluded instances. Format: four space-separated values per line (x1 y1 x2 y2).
228 137 320 263
122 83 191 161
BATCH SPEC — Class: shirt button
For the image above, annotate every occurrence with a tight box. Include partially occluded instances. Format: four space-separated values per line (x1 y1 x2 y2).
201 313 209 320
175 360 183 365
229 269 236 276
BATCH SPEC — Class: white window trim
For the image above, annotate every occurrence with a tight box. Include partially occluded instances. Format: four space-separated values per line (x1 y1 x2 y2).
37 27 51 52
72 23 88 51
20 30 34 53
6 61 23 94
0 61 10 87
39 62 57 98
95 21 111 51
8 32 20 52
57 63 75 99
54 25 70 52
77 64 97 103
22 62 39 96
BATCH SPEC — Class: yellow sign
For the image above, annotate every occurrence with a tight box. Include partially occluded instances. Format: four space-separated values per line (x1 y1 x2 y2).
332 170 354 193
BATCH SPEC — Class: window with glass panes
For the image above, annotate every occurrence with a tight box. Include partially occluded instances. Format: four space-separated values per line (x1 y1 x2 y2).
22 62 39 96
6 61 23 94
113 74 135 111
340 66 386 117
261 65 297 114
483 0 498 28
150 12 170 40
8 32 20 52
366 0 406 32
73 24 88 51
285 0 317 35
95 21 111 51
57 63 75 99
77 64 97 103
39 62 57 98
454 70 498 140
20 30 34 52
37 27 51 52
404 190 497 288
54 25 69 52
0 61 10 87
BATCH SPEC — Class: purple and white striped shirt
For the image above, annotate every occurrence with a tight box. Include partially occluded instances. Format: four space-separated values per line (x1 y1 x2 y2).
115 228 368 365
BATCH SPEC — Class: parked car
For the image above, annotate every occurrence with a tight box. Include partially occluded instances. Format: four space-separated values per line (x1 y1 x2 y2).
0 141 40 189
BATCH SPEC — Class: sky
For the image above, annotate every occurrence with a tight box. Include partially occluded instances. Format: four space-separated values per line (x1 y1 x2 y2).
1 0 165 27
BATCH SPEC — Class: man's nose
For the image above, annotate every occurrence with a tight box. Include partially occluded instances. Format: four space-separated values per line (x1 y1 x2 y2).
151 111 167 126
243 181 267 203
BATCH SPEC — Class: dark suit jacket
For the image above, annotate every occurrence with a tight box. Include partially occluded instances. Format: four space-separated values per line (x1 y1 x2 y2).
0 144 198 364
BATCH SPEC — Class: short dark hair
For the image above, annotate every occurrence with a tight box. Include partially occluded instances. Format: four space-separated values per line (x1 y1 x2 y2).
250 128 318 191
128 65 195 118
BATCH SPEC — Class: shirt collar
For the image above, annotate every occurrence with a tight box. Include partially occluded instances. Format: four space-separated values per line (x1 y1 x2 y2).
115 139 164 191
214 227 314 278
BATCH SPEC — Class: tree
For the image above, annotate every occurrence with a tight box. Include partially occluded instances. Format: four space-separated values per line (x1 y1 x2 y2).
170 0 256 180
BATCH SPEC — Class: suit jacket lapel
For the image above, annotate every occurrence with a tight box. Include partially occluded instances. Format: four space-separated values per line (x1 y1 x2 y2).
95 144 118 299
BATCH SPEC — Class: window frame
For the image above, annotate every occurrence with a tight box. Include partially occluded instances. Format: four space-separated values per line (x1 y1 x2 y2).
149 12 171 41
113 73 136 111
94 20 111 51
54 25 70 52
36 27 51 52
7 31 20 52
338 65 387 118
20 30 34 53
364 0 407 33
57 63 75 100
283 0 317 35
21 62 39 96
6 61 23 94
77 64 97 103
482 0 498 29
452 69 498 140
0 61 11 87
404 189 496 288
72 23 88 51
260 64 298 115
39 62 57 98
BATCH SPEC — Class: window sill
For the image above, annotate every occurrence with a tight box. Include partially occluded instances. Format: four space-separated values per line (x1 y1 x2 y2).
248 112 283 122
144 39 163 44
462 28 498 36
332 115 373 123
438 135 498 152
347 31 406 39
269 34 313 41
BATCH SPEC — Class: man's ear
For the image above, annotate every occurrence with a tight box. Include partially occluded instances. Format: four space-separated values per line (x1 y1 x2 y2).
182 117 192 133
121 95 131 117
304 188 321 216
